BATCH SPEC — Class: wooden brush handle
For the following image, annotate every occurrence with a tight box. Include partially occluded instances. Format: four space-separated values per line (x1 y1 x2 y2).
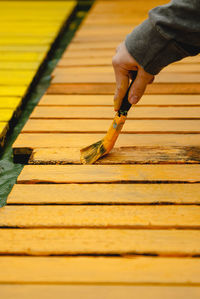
118 70 137 116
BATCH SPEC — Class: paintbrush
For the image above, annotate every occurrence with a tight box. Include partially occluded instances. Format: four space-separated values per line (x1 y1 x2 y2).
80 71 137 164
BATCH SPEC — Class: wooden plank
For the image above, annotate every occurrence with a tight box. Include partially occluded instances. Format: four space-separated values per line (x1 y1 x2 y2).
0 256 200 284
21 119 200 133
0 45 49 52
58 57 200 69
1 285 200 299
52 69 200 83
0 109 14 122
17 165 200 184
66 42 120 51
7 183 200 205
0 52 45 62
0 122 8 146
0 70 35 85
1 205 200 228
62 50 200 64
47 83 200 95
0 61 40 70
38 94 200 107
0 36 52 45
13 134 200 156
28 146 200 165
30 106 200 119
1 228 200 256
0 86 27 96
0 97 21 109
63 49 115 58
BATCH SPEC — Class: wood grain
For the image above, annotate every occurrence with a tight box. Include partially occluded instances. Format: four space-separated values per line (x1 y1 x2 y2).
13 134 200 154
29 146 200 165
0 256 200 284
17 165 200 184
1 205 200 228
37 94 200 107
0 229 200 256
7 183 200 205
1 285 200 299
30 106 200 119
21 119 200 133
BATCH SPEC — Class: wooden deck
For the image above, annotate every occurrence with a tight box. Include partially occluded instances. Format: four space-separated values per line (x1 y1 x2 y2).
0 0 76 148
1 0 200 297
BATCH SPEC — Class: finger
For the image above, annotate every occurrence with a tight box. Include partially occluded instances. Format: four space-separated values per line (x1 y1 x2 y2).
112 56 129 111
128 69 154 105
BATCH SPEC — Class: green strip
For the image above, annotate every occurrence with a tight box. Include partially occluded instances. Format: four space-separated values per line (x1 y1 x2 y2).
0 1 94 207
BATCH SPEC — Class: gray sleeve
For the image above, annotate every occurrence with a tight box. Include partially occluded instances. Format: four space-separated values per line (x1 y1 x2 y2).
125 0 200 75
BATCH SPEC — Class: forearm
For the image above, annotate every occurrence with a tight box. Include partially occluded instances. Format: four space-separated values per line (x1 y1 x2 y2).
125 0 200 75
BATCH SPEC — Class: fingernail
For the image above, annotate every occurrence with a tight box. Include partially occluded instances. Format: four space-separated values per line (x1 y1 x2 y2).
129 95 139 104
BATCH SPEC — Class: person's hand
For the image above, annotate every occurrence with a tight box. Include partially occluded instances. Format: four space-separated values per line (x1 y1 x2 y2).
112 41 154 111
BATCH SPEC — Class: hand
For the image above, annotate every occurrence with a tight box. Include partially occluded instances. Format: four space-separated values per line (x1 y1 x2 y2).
112 41 154 111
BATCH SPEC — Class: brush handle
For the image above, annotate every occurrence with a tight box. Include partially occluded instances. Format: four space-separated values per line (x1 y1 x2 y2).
118 70 137 116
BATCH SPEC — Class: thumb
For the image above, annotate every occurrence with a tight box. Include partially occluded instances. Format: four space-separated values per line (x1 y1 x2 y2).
128 68 154 105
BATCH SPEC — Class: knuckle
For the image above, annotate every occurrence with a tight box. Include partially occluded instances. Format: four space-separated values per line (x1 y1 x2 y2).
112 56 119 67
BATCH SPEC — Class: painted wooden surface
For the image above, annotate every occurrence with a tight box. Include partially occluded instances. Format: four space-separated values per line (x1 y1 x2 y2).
7 183 200 205
0 256 200 284
30 106 200 119
28 146 200 165
17 165 200 183
1 229 200 256
6 0 200 293
21 119 200 133
0 0 76 149
2 205 200 229
13 133 200 152
1 285 200 299
47 82 200 95
37 94 200 107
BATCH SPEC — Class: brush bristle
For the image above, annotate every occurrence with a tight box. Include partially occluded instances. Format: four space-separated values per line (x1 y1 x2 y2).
80 139 107 164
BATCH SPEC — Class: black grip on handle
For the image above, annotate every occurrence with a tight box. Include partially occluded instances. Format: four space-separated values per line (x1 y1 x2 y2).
118 70 137 116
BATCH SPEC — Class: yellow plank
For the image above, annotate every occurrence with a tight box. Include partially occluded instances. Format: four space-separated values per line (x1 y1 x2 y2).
13 134 200 158
0 109 14 122
0 121 8 147
7 183 200 205
0 86 27 96
0 45 49 52
17 165 200 184
0 61 40 70
0 70 35 85
1 205 200 228
0 52 45 62
29 146 200 165
21 119 200 133
0 97 21 109
0 36 52 45
30 106 200 119
0 256 200 284
1 285 200 299
1 229 200 256
38 94 200 107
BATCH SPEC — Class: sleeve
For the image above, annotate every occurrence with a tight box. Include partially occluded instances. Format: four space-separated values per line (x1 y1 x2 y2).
125 0 200 75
